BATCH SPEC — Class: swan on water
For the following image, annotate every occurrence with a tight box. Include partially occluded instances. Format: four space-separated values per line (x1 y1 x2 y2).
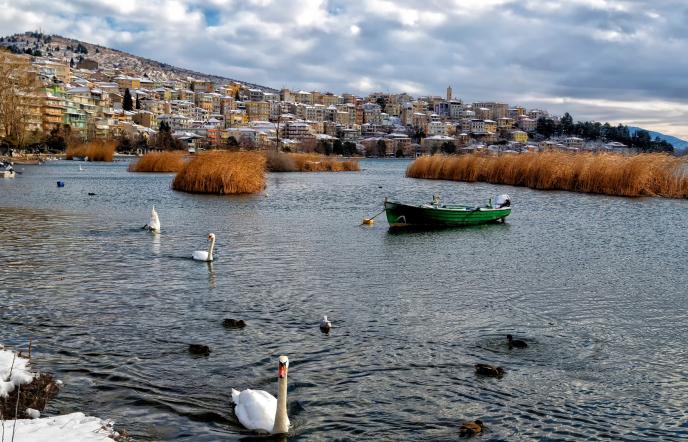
231 355 290 434
320 315 332 334
193 233 215 262
143 206 160 233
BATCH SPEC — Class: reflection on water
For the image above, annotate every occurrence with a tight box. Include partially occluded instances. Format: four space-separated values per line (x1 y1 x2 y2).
0 160 687 441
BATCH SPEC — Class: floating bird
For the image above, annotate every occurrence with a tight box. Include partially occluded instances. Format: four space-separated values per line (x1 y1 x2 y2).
143 206 160 233
320 315 332 334
507 334 528 349
459 419 485 437
232 355 291 434
223 318 246 328
192 233 215 262
475 364 505 377
188 344 211 356
87 192 96 196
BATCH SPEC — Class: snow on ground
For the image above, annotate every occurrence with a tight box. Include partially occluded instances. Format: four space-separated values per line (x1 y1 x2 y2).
5 412 118 442
1 345 119 441
0 345 35 397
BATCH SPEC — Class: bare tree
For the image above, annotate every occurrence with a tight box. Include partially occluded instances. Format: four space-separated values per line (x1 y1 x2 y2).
0 51 42 149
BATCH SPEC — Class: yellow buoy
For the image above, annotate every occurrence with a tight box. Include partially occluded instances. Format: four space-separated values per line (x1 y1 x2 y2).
362 218 374 225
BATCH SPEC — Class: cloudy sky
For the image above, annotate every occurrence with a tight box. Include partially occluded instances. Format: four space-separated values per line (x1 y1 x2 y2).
2 0 687 138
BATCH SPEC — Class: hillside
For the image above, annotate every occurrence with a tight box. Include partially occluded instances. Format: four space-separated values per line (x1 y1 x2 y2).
629 127 688 152
0 31 276 92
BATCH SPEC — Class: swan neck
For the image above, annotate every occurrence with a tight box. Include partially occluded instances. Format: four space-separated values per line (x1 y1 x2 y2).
207 237 215 260
272 375 289 434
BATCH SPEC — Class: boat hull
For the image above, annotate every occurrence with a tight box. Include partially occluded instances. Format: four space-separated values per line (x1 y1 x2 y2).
385 200 511 228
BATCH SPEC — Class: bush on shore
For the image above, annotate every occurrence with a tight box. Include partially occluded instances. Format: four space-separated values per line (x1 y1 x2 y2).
406 152 688 198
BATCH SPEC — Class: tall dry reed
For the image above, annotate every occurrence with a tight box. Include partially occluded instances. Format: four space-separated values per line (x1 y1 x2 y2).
267 152 359 172
172 151 266 194
128 151 186 173
406 152 688 198
65 140 116 162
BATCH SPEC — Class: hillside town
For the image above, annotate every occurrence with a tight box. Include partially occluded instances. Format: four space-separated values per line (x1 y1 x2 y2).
0 32 668 157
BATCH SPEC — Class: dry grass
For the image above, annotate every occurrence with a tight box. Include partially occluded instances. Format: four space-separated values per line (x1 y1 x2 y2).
1 372 60 419
65 140 116 162
128 151 186 173
406 152 688 198
172 151 266 194
267 152 359 172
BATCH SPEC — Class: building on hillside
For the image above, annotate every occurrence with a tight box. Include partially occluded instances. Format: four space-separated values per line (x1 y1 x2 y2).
114 75 141 90
191 80 214 93
422 135 456 153
42 92 66 133
77 59 99 70
509 107 526 118
511 130 528 143
296 90 313 104
497 117 514 130
472 102 508 119
282 121 313 141
248 88 264 101
245 101 271 121
427 120 448 136
564 136 584 149
518 117 537 132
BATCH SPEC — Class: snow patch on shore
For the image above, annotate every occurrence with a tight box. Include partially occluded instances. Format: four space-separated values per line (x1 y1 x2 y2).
0 346 35 397
1 345 119 441
6 412 118 442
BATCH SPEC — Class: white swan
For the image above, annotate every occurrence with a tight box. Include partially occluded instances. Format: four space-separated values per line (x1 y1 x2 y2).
143 206 160 233
231 355 290 434
192 233 215 262
320 315 332 333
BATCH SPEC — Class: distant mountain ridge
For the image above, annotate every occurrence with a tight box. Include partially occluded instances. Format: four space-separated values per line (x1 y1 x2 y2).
0 31 277 92
629 127 688 152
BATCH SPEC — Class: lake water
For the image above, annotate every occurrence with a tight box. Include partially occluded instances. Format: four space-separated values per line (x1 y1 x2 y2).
1 159 687 441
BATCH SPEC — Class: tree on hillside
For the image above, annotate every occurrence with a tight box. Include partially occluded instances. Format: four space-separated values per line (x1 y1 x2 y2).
441 140 456 154
376 97 387 113
560 112 573 135
45 126 67 152
411 128 425 144
123 88 133 111
226 136 239 150
343 141 357 156
332 138 343 155
153 120 182 150
135 94 141 110
376 139 387 157
316 139 332 155
537 117 557 138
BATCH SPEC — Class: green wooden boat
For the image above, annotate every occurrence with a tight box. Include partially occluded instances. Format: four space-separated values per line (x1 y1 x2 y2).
384 194 511 228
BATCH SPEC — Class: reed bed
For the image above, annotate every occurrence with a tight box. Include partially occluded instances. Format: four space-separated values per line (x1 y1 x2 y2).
128 151 186 173
172 151 266 194
266 152 359 172
65 140 116 162
406 152 688 198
